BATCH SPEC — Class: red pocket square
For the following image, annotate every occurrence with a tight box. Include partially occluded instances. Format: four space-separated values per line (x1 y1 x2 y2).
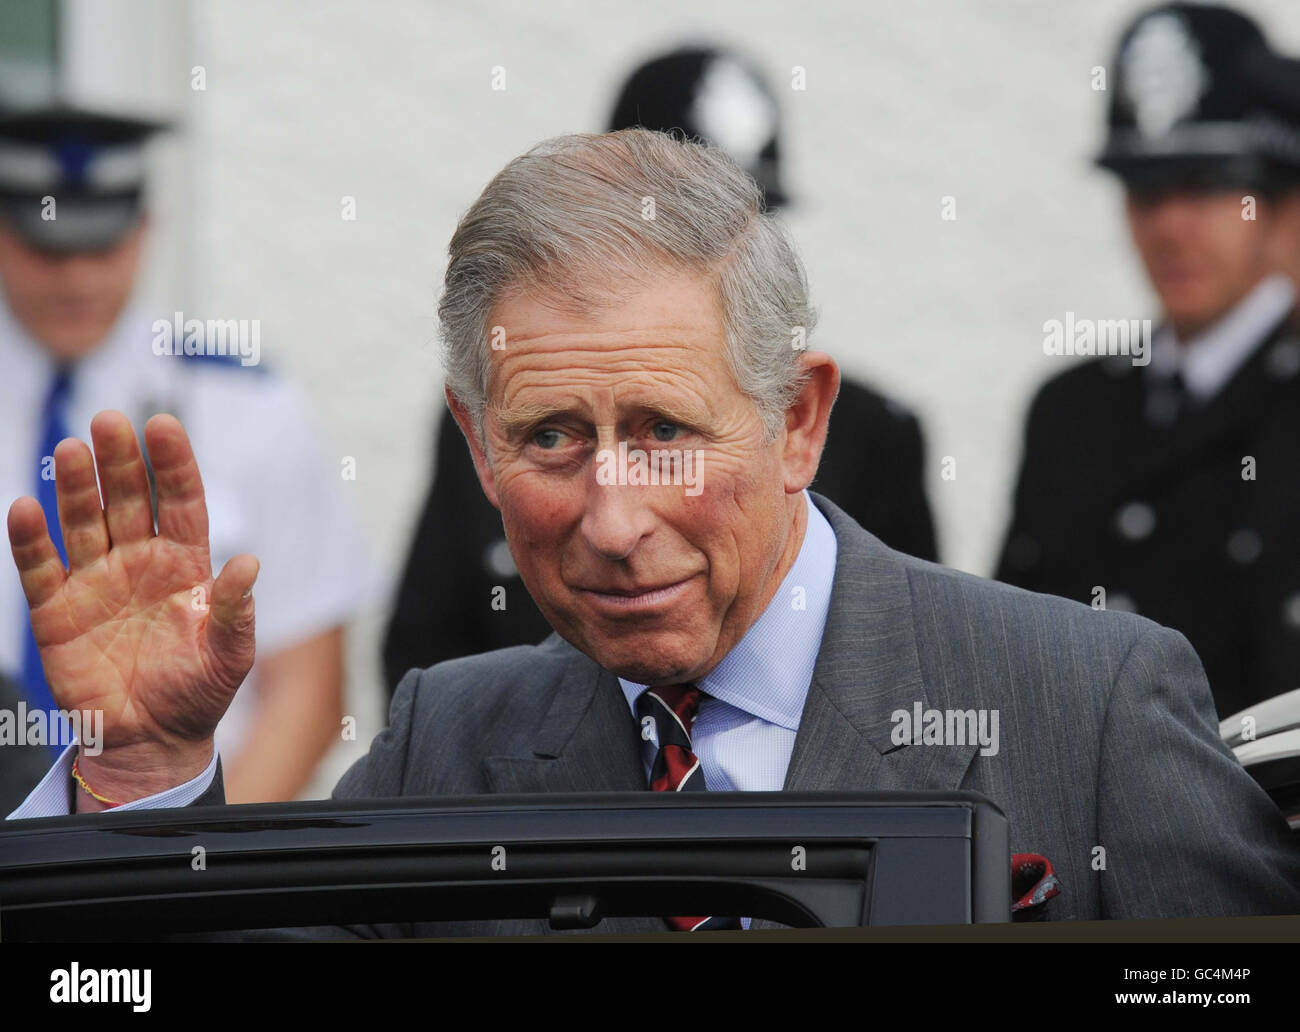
1011 852 1060 919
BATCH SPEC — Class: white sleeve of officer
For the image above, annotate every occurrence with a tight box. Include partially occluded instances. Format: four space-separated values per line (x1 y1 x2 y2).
241 378 382 655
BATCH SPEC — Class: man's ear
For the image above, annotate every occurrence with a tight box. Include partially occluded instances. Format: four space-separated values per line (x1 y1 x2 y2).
781 352 840 495
446 388 502 509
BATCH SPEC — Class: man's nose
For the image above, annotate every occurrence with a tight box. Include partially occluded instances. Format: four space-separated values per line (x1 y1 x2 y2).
580 475 657 561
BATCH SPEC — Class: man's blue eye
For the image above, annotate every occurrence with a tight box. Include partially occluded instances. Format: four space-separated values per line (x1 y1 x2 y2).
652 422 680 442
533 429 562 449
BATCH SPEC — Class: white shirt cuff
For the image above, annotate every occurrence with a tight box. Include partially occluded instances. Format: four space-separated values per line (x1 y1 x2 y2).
6 740 220 819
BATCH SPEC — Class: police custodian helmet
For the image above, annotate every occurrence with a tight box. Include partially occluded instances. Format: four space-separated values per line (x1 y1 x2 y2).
1096 3 1291 195
0 105 167 253
607 44 788 210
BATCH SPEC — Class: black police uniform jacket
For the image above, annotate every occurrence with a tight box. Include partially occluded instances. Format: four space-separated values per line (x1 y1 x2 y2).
995 310 1300 719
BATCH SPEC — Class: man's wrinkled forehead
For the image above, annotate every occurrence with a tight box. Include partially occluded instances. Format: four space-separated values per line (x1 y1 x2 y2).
483 274 728 409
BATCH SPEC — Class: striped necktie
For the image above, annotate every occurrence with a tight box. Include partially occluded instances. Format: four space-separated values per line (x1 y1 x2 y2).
20 366 73 756
635 684 741 931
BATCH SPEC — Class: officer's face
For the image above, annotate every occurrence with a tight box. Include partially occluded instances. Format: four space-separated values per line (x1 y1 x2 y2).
0 220 146 361
1124 188 1274 337
448 269 836 686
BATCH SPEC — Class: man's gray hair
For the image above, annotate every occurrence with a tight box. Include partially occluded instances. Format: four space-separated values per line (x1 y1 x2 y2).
438 128 818 439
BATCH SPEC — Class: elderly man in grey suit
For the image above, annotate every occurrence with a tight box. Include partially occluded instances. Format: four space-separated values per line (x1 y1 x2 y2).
7 128 1300 934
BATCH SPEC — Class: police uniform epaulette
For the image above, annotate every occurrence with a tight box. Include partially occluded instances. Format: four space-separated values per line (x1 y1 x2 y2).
150 312 268 372
176 349 269 373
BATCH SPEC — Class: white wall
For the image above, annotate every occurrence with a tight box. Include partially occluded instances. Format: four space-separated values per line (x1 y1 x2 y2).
119 0 1300 794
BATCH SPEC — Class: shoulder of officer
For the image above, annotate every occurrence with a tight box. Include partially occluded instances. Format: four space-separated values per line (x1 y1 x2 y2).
832 375 922 433
176 349 269 374
1025 356 1136 427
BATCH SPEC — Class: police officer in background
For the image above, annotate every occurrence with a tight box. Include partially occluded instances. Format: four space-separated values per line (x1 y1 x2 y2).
996 4 1300 719
0 106 376 805
1233 45 1300 711
382 45 939 696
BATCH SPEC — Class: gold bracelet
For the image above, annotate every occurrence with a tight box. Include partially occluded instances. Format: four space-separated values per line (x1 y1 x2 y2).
71 755 123 807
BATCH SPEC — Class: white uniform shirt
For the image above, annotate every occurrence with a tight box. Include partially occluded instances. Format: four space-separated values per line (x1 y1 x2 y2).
0 299 380 760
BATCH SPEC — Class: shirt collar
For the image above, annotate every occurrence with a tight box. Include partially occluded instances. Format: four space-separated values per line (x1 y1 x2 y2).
1150 272 1294 400
618 490 837 732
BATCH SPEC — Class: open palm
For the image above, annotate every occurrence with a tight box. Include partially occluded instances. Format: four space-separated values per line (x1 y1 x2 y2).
7 411 258 755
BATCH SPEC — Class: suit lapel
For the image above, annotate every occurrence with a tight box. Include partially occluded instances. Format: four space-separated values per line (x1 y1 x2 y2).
481 647 664 935
482 647 645 794
783 494 980 796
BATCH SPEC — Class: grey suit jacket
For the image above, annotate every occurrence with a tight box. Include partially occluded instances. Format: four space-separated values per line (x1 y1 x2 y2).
204 492 1300 937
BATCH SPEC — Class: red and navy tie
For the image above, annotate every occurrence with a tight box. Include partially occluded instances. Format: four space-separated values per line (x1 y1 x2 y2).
635 684 741 931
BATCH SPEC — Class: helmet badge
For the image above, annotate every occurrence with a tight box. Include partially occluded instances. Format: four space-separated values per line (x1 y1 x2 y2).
1121 12 1209 140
